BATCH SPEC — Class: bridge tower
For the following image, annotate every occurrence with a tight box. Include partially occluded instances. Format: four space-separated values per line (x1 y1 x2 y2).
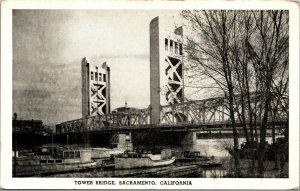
81 58 132 149
150 17 184 124
81 57 111 118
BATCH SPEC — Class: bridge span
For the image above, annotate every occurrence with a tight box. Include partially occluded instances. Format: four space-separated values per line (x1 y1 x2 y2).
56 95 288 134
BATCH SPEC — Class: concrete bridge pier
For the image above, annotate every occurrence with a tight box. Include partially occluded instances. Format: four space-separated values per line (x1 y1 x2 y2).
181 131 197 150
111 133 133 152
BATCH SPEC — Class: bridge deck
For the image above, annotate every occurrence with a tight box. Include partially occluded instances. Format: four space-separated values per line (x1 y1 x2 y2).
56 94 288 134
59 119 287 134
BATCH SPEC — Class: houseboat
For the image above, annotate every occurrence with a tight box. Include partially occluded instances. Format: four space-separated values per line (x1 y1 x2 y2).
13 148 97 176
114 149 175 170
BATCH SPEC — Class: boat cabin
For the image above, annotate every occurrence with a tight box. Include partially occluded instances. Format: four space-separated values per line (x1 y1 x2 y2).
62 150 92 163
63 150 81 158
122 152 142 158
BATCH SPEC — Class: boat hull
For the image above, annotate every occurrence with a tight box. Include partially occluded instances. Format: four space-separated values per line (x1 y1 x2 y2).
114 157 175 169
13 161 97 176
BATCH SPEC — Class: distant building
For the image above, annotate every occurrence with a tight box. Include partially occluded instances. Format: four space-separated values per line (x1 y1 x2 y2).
112 101 137 113
12 119 43 134
55 123 62 134
81 58 111 116
112 107 137 113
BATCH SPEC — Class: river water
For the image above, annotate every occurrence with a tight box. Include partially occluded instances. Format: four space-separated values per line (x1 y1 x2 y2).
176 136 277 159
43 136 280 178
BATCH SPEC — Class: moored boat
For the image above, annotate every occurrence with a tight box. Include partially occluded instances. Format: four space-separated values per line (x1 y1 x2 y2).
90 147 123 167
176 151 209 163
13 148 97 176
114 149 175 169
175 150 222 168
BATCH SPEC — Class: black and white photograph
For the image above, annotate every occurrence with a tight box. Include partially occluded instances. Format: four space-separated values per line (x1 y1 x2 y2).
1 0 299 189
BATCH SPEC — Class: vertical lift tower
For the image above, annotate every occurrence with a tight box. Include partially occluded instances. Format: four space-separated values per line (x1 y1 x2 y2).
150 16 184 125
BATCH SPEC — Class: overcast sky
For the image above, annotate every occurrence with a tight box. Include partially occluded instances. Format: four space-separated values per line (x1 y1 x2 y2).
13 10 184 124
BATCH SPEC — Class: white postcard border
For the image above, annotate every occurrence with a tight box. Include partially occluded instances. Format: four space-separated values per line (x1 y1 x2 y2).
1 0 299 189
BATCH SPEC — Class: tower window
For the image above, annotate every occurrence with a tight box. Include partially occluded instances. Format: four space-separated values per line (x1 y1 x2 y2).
170 40 173 53
179 43 183 55
95 72 98 80
175 42 178 54
99 73 102 81
165 38 168 51
103 74 106 82
91 72 94 80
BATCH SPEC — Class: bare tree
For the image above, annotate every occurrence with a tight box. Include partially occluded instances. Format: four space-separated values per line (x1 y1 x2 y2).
246 10 289 177
181 10 242 176
182 10 289 177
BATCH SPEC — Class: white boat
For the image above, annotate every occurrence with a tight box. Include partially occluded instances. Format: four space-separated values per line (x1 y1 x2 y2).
13 148 97 176
114 149 175 169
91 148 123 159
90 147 123 167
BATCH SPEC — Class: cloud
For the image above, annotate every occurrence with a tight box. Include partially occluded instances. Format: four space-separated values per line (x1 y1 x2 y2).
12 10 182 124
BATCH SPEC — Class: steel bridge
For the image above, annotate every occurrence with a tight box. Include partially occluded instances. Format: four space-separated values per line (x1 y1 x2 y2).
56 93 288 134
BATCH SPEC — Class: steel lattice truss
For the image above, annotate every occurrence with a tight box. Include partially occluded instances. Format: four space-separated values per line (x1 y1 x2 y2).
90 83 106 115
57 93 288 133
164 56 184 104
160 97 227 125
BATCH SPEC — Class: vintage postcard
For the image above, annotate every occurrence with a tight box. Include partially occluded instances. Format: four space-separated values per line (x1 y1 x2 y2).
1 0 299 189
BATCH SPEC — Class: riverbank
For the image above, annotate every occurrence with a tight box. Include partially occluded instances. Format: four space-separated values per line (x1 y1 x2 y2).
221 158 289 178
